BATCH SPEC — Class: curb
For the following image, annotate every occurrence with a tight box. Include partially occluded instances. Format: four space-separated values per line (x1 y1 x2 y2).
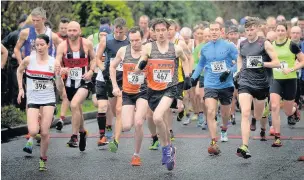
1 111 97 143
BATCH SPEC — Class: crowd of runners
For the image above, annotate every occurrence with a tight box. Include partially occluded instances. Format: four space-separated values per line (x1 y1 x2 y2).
1 7 304 171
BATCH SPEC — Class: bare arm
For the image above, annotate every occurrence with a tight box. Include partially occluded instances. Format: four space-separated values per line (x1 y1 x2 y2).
264 41 281 68
292 52 304 71
110 47 125 88
135 43 151 73
1 44 8 68
87 40 96 71
14 29 28 65
54 42 65 92
237 43 242 72
87 34 93 44
96 36 106 71
179 40 193 75
175 45 190 77
17 56 30 89
52 32 63 49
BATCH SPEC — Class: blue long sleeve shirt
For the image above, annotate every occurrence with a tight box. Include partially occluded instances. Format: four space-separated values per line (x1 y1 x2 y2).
191 39 238 89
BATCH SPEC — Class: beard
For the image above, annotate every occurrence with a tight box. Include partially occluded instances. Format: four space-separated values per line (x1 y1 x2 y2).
68 34 79 41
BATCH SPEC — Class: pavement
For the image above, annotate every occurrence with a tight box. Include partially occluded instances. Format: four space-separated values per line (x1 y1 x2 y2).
1 110 304 180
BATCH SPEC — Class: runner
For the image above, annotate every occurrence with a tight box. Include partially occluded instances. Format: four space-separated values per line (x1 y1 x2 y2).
270 21 304 147
266 30 277 43
191 21 238 154
17 34 59 170
110 26 148 166
55 21 96 151
55 17 70 131
235 17 280 159
135 18 192 171
138 15 150 43
96 17 130 152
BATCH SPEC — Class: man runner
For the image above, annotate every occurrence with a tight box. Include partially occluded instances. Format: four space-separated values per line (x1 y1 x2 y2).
135 18 192 171
55 21 96 151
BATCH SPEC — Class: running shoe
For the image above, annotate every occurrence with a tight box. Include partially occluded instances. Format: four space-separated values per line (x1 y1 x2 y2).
56 119 64 131
166 146 176 171
79 130 87 151
177 110 184 122
39 159 47 171
220 131 228 142
201 121 207 130
149 139 160 150
236 145 251 159
272 138 282 147
109 139 118 153
260 129 267 141
208 142 221 155
105 126 113 139
197 113 204 127
287 115 296 125
67 136 78 148
250 118 256 131
298 156 304 161
23 141 33 154
294 105 301 122
182 116 191 125
231 114 236 125
131 155 141 166
170 131 175 141
97 135 108 146
191 114 198 121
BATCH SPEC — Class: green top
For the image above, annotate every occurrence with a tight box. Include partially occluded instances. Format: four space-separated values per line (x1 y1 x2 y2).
272 39 297 79
93 32 99 47
192 42 205 75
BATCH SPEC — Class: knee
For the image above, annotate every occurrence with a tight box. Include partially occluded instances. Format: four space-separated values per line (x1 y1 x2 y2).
116 105 122 115
134 118 144 129
98 104 107 113
28 128 39 137
241 109 251 119
206 107 216 117
39 130 49 138
123 123 132 132
153 114 163 125
70 101 80 111
271 103 280 112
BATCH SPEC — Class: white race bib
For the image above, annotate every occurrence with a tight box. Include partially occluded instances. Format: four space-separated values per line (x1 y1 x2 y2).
246 56 263 68
127 72 145 85
116 61 123 71
69 67 82 80
153 69 172 83
211 60 227 73
33 80 52 91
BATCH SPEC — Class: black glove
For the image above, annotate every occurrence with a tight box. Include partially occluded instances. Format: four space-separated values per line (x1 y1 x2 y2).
219 70 231 82
250 59 264 67
233 72 240 89
183 77 192 90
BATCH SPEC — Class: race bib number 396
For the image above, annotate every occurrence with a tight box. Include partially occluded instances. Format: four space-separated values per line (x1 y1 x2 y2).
69 67 82 80
33 80 50 91
211 61 227 73
127 72 145 85
153 69 172 83
246 56 263 68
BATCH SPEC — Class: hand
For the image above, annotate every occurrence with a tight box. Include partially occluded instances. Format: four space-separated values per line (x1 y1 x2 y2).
82 70 93 80
112 86 121 97
219 70 231 82
176 99 184 112
17 89 24 104
250 59 264 67
183 77 192 90
282 68 292 75
55 62 62 75
233 72 240 89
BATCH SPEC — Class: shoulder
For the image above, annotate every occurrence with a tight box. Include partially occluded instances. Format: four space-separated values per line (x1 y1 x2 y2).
82 38 93 47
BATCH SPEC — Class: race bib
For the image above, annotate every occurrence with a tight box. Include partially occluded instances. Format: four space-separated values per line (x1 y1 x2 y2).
33 80 51 91
246 56 263 68
153 69 172 83
211 60 227 73
127 72 145 85
69 67 82 80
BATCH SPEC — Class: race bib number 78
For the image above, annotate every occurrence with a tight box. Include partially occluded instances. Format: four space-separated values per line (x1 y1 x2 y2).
69 67 82 80
153 69 172 83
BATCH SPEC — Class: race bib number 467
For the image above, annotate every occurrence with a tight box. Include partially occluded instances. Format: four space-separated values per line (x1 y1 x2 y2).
33 80 51 91
127 72 145 85
69 67 82 80
211 60 227 73
153 69 172 83
246 56 263 68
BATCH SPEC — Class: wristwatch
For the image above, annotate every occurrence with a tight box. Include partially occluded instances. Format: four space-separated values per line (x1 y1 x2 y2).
291 68 295 72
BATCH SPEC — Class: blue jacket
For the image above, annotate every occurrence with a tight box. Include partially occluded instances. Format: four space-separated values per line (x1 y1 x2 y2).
192 39 238 89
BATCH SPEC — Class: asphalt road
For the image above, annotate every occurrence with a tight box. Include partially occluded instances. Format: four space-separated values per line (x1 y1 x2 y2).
1 111 304 180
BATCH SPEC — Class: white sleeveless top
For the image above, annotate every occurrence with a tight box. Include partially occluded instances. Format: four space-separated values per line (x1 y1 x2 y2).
25 54 56 104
